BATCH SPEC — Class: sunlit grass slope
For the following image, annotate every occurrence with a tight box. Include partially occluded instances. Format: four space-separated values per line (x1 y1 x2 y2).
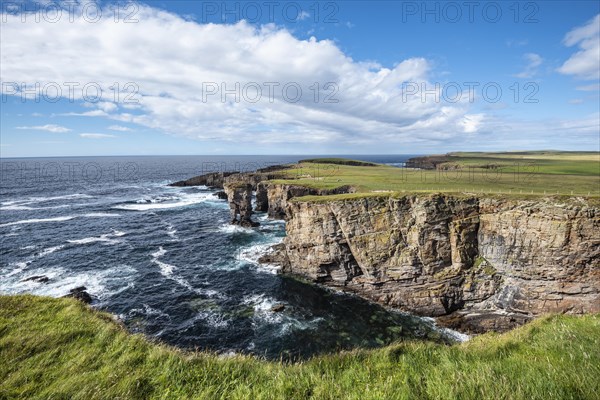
271 151 599 198
1 295 599 400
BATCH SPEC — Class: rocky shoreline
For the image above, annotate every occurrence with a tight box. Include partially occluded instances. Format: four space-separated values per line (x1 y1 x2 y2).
171 163 600 333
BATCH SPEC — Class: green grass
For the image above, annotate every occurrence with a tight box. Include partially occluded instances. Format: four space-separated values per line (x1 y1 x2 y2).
448 151 600 162
270 151 599 200
1 295 599 399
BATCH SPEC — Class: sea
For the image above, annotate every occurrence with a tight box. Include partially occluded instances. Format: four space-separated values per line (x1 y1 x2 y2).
0 155 466 360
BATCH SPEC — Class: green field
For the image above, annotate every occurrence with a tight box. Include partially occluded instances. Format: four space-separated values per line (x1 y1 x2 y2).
271 151 600 199
1 295 599 400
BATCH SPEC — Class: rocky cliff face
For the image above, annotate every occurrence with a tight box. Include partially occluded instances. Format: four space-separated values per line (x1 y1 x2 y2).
258 183 355 219
171 170 599 333
170 172 237 188
277 194 600 331
223 183 258 227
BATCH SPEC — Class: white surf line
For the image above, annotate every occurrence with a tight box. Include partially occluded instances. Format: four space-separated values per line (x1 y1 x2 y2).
0 213 121 228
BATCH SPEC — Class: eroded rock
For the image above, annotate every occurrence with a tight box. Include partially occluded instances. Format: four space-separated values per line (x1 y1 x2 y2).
276 194 600 329
22 275 50 283
224 182 259 227
63 286 93 304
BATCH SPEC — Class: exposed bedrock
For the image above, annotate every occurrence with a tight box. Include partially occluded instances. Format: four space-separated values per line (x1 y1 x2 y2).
277 195 600 331
223 183 258 227
173 170 599 332
259 183 355 218
170 172 237 188
169 164 292 189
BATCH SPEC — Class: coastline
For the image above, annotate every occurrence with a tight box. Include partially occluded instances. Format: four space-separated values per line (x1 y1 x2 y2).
170 153 599 335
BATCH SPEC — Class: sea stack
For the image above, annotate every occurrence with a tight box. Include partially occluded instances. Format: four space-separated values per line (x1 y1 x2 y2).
224 182 259 227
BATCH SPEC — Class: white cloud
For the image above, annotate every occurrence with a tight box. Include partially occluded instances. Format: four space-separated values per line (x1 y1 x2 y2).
96 102 118 113
298 11 310 21
459 114 485 133
79 133 116 139
576 83 600 91
0 2 481 148
15 124 71 133
514 53 543 78
108 125 133 131
558 14 600 80
2 2 596 151
568 99 584 104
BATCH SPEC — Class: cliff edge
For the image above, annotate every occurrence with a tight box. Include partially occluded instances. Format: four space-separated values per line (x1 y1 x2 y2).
171 154 600 333
277 194 599 332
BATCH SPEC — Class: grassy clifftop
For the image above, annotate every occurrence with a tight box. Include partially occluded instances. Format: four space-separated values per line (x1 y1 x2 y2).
270 151 600 200
1 295 599 399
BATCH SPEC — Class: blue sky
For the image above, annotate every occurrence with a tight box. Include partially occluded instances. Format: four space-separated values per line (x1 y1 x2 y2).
1 0 599 157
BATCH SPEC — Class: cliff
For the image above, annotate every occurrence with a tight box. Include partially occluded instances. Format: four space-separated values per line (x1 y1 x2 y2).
170 159 599 333
169 164 292 189
257 183 355 218
275 194 600 332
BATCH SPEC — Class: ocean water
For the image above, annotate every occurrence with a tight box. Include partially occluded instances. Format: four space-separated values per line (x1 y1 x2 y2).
0 155 464 359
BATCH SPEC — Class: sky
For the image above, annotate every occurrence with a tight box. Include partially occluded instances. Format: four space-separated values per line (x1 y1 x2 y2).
0 0 599 157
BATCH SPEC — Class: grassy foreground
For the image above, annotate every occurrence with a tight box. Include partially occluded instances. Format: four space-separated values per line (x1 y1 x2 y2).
271 151 600 198
1 295 599 399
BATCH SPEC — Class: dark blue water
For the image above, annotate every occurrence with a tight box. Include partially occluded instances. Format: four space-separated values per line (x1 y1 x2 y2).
0 155 464 359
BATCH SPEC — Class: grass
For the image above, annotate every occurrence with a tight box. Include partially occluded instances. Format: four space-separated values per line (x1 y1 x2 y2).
1 295 599 399
448 151 600 162
270 151 600 200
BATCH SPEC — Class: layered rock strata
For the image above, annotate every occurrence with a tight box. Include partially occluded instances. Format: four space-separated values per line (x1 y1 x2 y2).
276 195 599 331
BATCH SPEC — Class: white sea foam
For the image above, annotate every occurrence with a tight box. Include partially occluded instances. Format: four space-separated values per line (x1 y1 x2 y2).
136 195 179 204
243 294 277 312
30 193 93 202
129 304 171 320
440 327 470 342
242 294 283 323
157 261 176 276
152 246 167 258
81 213 121 218
37 245 65 257
1 203 73 211
0 216 75 227
114 192 213 211
0 194 93 211
67 230 125 245
421 316 471 342
241 293 322 334
149 247 223 298
237 238 284 274
0 265 137 301
218 224 256 234
3 234 123 281
151 246 177 277
3 261 30 278
2 244 66 279
0 213 120 228
196 311 230 328
166 225 178 239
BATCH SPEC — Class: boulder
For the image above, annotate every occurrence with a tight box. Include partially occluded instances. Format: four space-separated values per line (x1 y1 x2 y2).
63 286 93 304
21 275 49 283
271 304 285 312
